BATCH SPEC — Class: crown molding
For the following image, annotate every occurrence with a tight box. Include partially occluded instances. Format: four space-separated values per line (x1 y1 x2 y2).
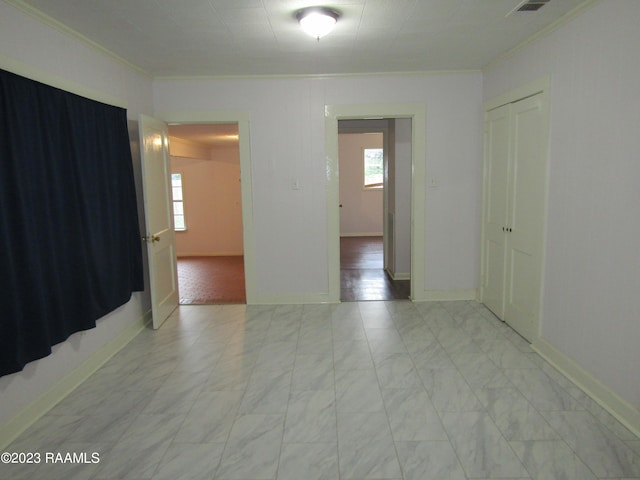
483 0 601 72
8 0 597 82
5 0 151 79
153 69 482 82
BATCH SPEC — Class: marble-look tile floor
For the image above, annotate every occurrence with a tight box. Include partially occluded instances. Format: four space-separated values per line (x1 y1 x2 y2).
2 301 639 480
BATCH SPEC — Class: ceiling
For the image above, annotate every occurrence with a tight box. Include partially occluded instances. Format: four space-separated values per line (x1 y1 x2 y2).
15 0 591 77
169 123 239 148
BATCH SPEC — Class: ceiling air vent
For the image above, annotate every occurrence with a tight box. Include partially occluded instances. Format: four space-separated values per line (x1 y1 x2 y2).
509 0 551 14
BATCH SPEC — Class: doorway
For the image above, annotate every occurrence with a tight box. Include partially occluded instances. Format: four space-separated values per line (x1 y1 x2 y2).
325 104 426 303
337 122 411 301
168 123 246 304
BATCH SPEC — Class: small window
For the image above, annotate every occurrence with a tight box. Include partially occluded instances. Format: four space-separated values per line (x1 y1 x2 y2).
364 148 383 189
171 173 186 231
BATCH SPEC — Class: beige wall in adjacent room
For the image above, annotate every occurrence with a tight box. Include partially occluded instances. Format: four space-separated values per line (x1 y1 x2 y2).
171 142 243 257
338 132 384 236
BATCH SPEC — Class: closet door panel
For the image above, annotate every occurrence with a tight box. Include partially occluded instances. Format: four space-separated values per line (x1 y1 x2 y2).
504 93 546 342
482 104 511 318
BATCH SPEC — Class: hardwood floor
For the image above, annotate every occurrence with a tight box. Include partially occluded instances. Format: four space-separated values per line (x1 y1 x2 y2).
177 239 408 304
340 236 410 302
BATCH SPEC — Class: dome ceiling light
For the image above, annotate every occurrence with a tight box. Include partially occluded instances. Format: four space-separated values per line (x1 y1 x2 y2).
296 7 340 40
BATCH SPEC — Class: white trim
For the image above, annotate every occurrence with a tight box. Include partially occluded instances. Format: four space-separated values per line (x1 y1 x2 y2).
479 77 551 343
155 70 483 82
483 76 550 112
325 103 426 303
417 289 478 302
5 0 150 78
251 292 334 305
176 252 244 257
0 55 126 108
483 0 601 72
340 232 383 237
533 337 640 438
386 270 410 281
155 111 256 305
0 311 152 451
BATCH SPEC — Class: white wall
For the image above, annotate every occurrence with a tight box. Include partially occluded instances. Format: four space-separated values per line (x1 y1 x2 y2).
0 1 153 431
338 133 384 236
392 118 412 277
484 0 640 415
153 73 484 299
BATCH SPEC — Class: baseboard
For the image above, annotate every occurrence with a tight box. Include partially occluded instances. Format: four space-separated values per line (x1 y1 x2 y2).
339 233 383 237
253 289 477 305
413 289 477 302
384 268 410 281
176 252 243 257
249 292 335 305
0 310 152 450
533 336 640 438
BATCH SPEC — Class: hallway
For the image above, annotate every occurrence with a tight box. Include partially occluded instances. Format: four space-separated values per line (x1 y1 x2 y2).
340 236 410 301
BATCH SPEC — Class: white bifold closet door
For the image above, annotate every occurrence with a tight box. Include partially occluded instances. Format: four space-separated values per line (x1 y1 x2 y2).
482 92 549 343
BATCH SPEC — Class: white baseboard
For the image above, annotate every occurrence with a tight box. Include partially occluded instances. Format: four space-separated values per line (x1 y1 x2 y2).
253 289 476 305
176 252 244 257
339 233 383 237
249 292 335 305
385 270 411 280
533 336 640 438
384 268 410 281
0 311 152 450
413 289 477 302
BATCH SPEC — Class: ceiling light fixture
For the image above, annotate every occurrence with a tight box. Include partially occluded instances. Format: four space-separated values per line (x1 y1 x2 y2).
296 7 340 40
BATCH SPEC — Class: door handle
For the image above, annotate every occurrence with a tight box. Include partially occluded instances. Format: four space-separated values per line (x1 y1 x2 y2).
142 234 161 243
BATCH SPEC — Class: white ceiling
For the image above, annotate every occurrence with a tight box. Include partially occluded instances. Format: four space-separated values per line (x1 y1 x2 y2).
16 0 590 77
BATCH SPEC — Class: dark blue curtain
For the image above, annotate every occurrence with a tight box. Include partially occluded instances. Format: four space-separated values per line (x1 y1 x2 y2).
0 69 144 377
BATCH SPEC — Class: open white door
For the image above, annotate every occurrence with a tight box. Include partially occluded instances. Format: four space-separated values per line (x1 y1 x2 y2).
139 114 179 329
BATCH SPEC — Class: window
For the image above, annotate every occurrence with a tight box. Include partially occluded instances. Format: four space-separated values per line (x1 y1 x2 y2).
364 148 383 188
172 173 186 231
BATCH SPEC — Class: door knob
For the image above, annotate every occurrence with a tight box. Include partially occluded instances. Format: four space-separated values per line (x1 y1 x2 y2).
142 234 161 243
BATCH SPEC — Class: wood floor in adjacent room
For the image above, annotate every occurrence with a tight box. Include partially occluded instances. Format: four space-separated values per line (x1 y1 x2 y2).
177 237 408 305
177 256 246 304
340 236 410 302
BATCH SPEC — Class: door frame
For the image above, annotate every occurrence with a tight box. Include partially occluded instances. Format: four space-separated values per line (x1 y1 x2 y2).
325 103 426 303
336 123 389 276
155 110 256 304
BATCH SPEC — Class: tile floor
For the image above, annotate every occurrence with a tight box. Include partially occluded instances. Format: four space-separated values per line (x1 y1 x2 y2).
1 301 639 480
